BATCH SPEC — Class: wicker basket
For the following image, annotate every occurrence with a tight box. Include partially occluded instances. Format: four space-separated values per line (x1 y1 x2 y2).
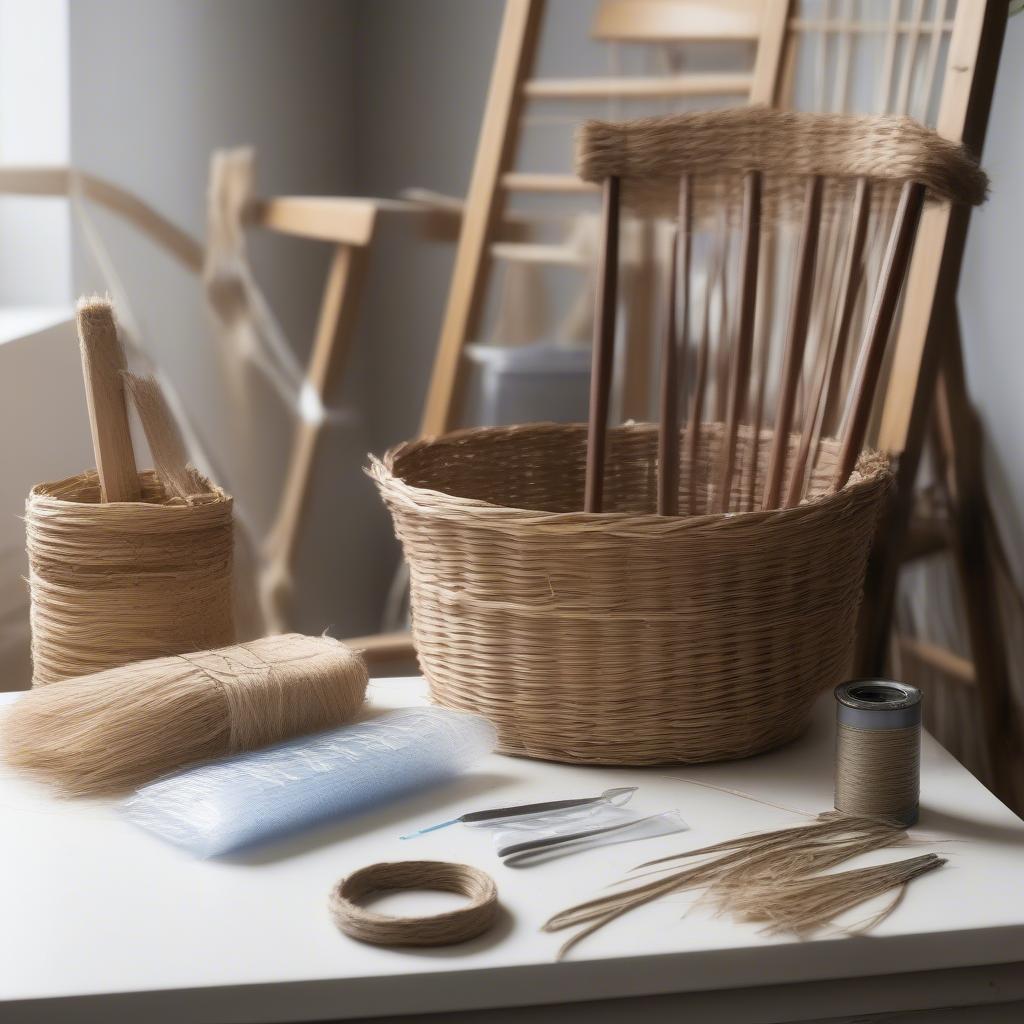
371 421 891 765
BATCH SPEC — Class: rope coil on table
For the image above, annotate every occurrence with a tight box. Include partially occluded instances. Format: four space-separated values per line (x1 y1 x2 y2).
329 861 498 947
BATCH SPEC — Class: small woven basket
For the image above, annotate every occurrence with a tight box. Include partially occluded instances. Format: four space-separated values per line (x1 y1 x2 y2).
27 469 234 685
372 421 891 765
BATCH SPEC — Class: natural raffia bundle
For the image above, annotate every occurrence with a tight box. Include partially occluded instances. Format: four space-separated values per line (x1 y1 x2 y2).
1 634 368 795
28 298 234 684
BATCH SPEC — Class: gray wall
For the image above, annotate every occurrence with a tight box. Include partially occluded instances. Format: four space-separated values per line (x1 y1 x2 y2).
67 0 387 636
960 12 1024 580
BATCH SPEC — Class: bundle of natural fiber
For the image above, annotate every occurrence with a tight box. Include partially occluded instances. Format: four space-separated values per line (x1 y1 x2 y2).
1 634 368 795
575 107 988 221
544 812 943 958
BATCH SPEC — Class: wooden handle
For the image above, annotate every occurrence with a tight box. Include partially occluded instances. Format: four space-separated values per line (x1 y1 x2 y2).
76 298 140 502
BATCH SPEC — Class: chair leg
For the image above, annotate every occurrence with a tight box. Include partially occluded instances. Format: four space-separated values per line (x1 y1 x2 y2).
858 302 1022 811
261 242 370 632
935 316 1023 809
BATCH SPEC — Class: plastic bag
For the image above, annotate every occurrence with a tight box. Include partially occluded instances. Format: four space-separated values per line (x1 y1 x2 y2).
123 708 496 857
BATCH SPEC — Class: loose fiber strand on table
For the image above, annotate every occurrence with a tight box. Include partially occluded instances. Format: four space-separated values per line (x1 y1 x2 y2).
543 812 931 958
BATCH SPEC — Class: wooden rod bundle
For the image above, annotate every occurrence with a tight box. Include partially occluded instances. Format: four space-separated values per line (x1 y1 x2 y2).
585 175 621 513
575 109 976 519
76 298 140 503
784 177 872 508
833 180 926 489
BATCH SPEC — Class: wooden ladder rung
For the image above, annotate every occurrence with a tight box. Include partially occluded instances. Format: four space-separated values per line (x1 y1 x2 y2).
523 72 752 100
491 241 586 265
346 629 416 667
501 172 598 194
897 633 976 687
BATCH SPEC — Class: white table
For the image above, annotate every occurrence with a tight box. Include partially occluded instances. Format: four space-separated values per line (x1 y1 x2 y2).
2 679 1024 1024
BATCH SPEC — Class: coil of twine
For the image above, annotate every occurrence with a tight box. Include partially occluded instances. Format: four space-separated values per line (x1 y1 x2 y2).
1 633 367 795
26 469 234 685
329 861 499 947
834 680 922 826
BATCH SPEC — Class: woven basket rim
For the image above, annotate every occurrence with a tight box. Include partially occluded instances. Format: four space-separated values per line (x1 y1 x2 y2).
370 421 891 538
29 468 231 514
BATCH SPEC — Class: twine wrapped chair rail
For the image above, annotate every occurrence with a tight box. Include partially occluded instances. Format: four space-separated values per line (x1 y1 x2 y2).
372 108 986 766
575 107 988 222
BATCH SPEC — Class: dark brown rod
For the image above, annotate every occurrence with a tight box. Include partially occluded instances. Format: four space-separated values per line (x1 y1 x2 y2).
685 251 715 518
584 175 621 513
784 177 872 508
833 180 926 490
714 171 762 514
657 233 680 515
761 175 824 511
657 176 691 516
712 230 732 424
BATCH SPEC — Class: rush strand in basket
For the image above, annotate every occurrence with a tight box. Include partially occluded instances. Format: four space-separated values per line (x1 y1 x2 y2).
371 108 987 766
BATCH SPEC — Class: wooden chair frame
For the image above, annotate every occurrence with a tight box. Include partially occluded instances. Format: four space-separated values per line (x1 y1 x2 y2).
413 0 1018 803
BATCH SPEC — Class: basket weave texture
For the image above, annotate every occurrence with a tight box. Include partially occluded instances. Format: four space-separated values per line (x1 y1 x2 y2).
27 469 234 685
371 422 891 765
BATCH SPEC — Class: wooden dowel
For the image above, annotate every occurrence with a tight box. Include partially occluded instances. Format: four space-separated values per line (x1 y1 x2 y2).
784 177 871 508
894 0 926 117
686 248 717 517
761 176 824 511
657 231 680 516
585 175 621 513
745 229 774 512
712 218 731 423
76 298 140 503
657 176 690 516
833 180 926 490
714 171 761 514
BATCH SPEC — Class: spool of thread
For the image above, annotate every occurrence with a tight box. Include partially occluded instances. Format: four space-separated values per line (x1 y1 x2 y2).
1 634 368 795
834 679 922 826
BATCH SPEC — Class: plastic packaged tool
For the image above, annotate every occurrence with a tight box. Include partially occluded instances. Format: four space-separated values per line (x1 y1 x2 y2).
122 708 496 857
499 810 689 866
400 786 637 839
402 785 688 865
